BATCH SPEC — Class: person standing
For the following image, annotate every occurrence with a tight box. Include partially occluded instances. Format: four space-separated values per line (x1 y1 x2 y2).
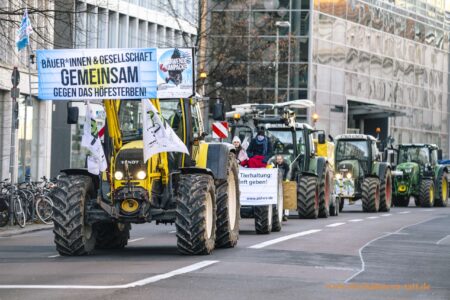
247 128 272 168
274 154 289 180
232 136 249 167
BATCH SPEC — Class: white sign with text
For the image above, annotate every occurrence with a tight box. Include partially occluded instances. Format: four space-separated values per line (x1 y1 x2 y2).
239 168 278 206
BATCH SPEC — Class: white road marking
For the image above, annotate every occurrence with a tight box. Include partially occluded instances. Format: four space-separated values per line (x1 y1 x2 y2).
436 235 450 245
348 219 363 222
398 211 410 214
366 216 379 219
345 217 441 283
0 260 218 289
48 254 60 258
248 229 322 249
128 238 144 243
169 230 176 234
424 209 435 212
326 222 346 228
314 266 358 271
381 214 392 217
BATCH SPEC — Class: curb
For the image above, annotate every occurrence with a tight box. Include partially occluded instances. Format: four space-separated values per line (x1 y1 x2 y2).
0 225 53 238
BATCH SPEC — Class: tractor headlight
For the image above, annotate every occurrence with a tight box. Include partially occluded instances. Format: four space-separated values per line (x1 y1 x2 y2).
404 168 412 173
136 170 146 180
335 173 342 180
346 173 352 179
114 171 124 180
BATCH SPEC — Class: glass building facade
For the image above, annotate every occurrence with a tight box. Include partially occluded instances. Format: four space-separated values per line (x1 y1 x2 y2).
209 0 450 154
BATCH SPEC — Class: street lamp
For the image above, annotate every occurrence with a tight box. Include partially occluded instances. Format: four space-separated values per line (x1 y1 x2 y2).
199 71 207 96
275 21 290 104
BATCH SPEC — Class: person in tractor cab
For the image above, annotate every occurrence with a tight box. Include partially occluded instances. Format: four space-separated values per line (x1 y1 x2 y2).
247 127 272 168
232 136 249 167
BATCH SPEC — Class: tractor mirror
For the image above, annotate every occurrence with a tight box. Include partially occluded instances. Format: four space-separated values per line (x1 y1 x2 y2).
438 149 443 161
318 133 326 144
212 101 225 121
67 106 79 124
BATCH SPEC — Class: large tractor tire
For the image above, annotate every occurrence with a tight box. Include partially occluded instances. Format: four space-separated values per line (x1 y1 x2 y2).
215 153 240 248
95 223 130 249
176 174 216 255
271 171 284 232
297 176 319 219
419 179 435 207
379 169 392 212
435 172 448 207
362 177 380 213
255 205 273 234
318 165 332 218
51 175 96 256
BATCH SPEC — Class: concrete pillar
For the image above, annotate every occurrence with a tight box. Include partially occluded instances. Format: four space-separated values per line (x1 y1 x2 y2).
31 100 52 181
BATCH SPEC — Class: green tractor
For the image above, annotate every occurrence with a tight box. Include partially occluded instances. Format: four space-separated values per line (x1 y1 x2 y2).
391 144 448 207
334 134 392 212
228 101 336 220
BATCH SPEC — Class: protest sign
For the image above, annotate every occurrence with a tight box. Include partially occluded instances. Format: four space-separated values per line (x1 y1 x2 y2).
239 168 278 206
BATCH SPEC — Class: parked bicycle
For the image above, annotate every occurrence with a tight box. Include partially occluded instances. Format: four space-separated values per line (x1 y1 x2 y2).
0 179 27 228
17 176 55 225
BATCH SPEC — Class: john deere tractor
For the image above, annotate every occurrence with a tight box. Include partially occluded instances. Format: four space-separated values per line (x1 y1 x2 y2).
391 144 448 207
334 134 392 212
51 98 240 256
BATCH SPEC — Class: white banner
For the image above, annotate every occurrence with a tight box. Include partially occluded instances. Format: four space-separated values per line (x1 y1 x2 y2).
239 168 278 206
142 100 189 162
81 101 107 175
36 48 195 100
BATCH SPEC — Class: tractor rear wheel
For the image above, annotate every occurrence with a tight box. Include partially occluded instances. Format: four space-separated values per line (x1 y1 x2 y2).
379 169 392 212
271 171 284 232
51 174 96 256
362 177 380 213
318 166 332 218
255 205 272 234
95 223 130 249
435 172 448 207
297 176 319 219
215 153 240 248
419 179 435 207
176 174 216 255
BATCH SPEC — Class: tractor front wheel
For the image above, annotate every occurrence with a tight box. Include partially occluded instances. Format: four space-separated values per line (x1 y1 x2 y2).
297 176 319 219
362 178 380 213
51 174 96 256
176 174 217 255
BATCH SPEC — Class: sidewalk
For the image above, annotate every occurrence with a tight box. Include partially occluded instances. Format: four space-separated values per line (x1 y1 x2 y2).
0 223 53 237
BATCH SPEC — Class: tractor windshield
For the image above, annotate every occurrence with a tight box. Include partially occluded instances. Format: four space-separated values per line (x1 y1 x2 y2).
118 99 182 142
267 129 296 164
336 140 369 161
398 146 430 165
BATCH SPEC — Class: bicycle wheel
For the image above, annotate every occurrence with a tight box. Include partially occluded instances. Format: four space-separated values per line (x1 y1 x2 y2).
13 197 26 228
18 189 34 221
36 196 53 225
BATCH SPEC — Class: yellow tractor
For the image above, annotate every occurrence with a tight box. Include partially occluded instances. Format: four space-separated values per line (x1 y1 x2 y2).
51 98 240 255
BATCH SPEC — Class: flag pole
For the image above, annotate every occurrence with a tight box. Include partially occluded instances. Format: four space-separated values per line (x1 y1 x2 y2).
23 43 32 182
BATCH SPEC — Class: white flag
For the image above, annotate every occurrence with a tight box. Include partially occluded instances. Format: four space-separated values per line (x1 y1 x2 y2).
81 101 107 174
142 99 189 162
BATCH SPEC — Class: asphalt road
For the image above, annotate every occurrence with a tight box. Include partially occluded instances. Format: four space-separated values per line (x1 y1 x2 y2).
0 202 449 300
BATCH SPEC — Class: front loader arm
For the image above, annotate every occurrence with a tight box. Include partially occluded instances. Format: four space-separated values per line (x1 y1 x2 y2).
104 100 123 152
